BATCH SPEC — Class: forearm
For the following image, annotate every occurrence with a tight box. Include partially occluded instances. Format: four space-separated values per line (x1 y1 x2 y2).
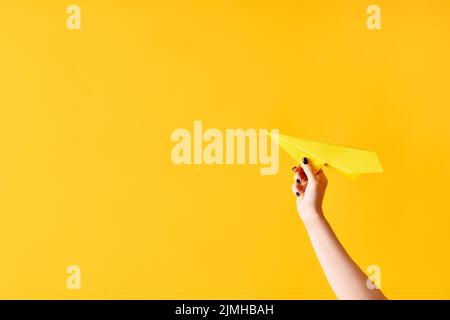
302 210 386 300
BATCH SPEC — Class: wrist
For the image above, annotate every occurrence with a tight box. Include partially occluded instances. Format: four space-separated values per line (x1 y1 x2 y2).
299 207 326 228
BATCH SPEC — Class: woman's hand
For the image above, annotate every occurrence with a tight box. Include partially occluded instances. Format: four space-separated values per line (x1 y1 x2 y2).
291 157 328 224
290 157 387 299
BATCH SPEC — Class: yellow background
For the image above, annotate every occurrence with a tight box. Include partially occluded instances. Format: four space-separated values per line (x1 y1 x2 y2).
0 0 450 299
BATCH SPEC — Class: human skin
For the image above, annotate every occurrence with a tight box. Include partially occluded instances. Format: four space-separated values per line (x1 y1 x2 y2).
292 157 387 300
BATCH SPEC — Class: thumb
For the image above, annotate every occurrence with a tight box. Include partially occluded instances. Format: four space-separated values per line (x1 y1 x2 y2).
301 157 317 182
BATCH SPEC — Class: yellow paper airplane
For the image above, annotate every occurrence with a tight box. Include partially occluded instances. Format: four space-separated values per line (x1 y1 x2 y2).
267 132 383 180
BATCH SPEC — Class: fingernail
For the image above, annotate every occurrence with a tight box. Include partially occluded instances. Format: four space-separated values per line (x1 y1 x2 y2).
296 179 300 184
295 192 300 197
302 157 308 165
292 166 297 172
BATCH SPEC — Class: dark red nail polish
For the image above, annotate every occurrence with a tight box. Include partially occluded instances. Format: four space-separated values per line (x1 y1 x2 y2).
302 157 308 164
296 192 300 197
292 166 297 172
296 179 300 184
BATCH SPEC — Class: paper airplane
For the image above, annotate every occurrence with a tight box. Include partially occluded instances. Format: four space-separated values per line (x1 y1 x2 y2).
267 132 383 180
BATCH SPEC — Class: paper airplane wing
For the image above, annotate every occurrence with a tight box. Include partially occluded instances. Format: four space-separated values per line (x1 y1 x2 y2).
267 132 383 180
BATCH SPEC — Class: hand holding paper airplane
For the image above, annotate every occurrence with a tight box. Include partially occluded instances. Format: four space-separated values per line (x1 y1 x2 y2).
267 132 383 180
